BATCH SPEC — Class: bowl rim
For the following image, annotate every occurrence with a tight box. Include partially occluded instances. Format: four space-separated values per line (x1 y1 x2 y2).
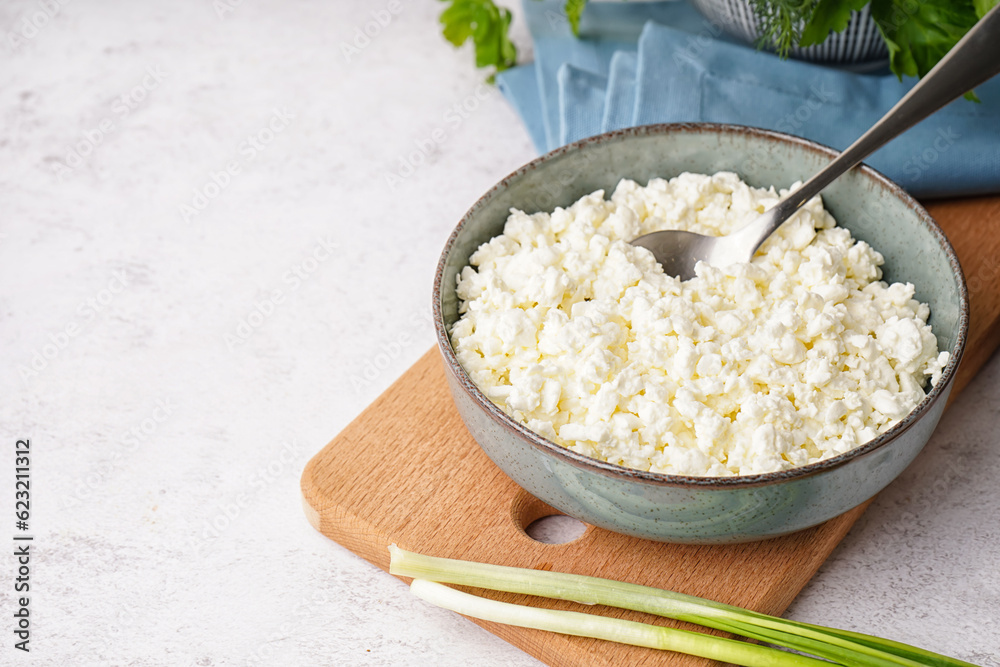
433 122 970 489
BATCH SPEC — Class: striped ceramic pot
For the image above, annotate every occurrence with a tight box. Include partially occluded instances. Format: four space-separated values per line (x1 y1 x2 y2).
689 0 888 66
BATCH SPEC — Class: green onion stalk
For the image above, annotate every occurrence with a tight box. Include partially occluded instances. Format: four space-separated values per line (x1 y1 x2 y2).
390 545 978 667
411 579 826 667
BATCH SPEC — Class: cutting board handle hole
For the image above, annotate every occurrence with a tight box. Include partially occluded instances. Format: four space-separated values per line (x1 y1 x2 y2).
511 489 589 544
524 514 588 544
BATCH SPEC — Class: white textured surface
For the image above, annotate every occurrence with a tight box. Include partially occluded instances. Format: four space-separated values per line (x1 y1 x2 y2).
0 1 996 665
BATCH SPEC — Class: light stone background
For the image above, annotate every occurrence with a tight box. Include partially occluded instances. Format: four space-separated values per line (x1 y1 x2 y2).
1 1 998 665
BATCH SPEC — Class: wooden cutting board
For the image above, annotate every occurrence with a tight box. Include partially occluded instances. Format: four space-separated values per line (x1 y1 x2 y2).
301 196 1000 667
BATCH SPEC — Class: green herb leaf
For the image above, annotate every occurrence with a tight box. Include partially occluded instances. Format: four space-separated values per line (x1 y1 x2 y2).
748 0 821 58
564 0 588 36
869 0 979 80
439 0 518 78
974 0 1000 18
799 0 869 47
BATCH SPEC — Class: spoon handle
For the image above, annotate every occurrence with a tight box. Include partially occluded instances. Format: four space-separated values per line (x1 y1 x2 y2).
744 3 1000 255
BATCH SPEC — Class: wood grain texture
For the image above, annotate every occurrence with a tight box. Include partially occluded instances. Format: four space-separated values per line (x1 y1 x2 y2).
925 196 1000 397
301 198 1000 666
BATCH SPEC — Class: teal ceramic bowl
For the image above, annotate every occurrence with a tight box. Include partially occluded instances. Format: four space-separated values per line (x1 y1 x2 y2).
433 123 968 544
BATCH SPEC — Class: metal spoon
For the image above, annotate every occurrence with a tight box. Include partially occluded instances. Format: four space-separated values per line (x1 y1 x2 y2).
632 3 1000 281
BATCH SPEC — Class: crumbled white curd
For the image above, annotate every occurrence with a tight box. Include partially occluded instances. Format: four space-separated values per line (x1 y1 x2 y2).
451 172 949 477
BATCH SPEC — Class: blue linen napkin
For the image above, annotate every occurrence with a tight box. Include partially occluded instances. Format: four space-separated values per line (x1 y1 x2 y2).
495 0 1000 198
558 64 608 144
633 22 1000 197
602 50 638 132
496 64 548 151
496 0 719 151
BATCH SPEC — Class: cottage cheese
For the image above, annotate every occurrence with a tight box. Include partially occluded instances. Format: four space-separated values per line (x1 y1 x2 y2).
451 172 949 477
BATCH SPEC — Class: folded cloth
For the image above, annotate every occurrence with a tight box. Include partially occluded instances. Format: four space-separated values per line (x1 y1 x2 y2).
558 64 608 145
496 1 1000 198
495 0 714 152
602 50 638 132
496 64 548 152
633 22 1000 198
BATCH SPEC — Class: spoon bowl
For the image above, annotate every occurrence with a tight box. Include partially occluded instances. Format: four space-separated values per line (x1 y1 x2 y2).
630 229 719 281
631 211 778 281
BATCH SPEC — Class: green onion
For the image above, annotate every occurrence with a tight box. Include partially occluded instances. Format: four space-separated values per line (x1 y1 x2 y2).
410 579 826 667
390 546 977 667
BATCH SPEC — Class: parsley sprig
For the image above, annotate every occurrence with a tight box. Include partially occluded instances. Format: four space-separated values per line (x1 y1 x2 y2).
438 0 518 81
438 0 998 91
753 0 997 90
